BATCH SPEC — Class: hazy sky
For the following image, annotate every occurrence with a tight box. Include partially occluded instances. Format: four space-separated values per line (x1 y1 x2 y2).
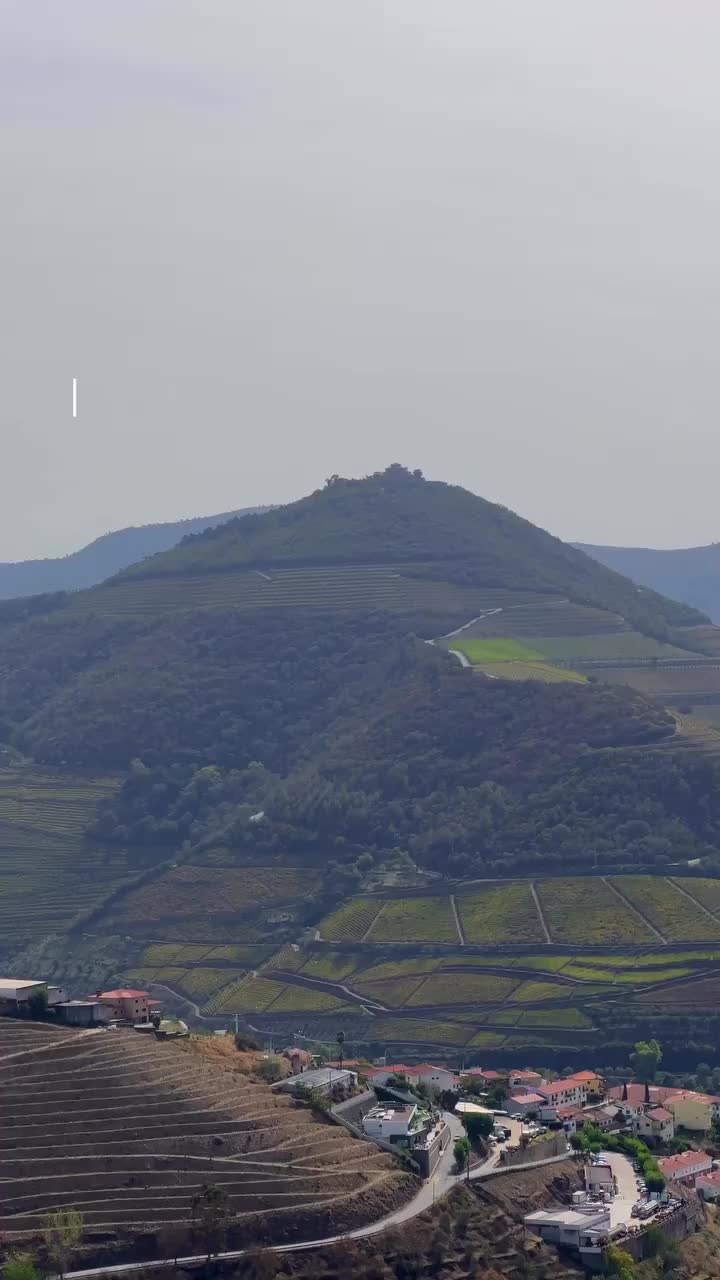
4 1 720 560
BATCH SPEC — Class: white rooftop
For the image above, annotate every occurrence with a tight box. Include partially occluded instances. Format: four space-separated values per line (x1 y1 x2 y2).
525 1208 609 1227
0 979 44 993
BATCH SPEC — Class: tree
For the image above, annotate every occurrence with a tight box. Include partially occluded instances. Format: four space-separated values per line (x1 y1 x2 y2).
27 989 48 1020
43 1208 84 1280
630 1039 662 1082
453 1136 471 1170
191 1183 231 1261
462 1111 494 1143
607 1244 635 1280
254 1055 284 1083
3 1255 41 1280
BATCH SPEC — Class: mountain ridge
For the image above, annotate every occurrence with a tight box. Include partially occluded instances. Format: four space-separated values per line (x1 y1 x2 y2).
0 505 270 599
576 540 720 623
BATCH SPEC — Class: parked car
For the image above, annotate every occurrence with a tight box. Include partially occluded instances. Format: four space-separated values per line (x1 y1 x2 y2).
511 1113 524 1121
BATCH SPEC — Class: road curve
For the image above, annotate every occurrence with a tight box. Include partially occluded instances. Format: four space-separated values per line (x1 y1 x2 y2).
63 1114 571 1280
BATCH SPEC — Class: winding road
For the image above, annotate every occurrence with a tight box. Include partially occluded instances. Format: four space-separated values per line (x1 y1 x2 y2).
63 1113 571 1279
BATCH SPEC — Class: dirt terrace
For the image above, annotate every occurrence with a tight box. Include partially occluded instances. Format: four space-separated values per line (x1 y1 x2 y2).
0 1020 414 1248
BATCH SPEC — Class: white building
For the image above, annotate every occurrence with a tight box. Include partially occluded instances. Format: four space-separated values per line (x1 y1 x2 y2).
413 1063 457 1092
584 1161 616 1194
537 1079 587 1110
0 979 48 1011
524 1207 610 1249
696 1172 720 1201
362 1104 418 1142
636 1106 674 1143
658 1149 712 1185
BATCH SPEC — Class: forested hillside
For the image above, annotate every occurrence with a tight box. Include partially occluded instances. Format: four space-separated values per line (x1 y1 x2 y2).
118 467 704 634
0 505 266 598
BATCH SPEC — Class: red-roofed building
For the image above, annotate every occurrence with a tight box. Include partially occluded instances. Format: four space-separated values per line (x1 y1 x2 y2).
637 1105 674 1143
554 1103 589 1134
361 1064 420 1086
413 1063 458 1091
568 1070 604 1094
461 1068 502 1082
664 1090 720 1133
607 1083 680 1120
509 1070 545 1091
537 1078 587 1112
658 1149 712 1185
94 989 159 1023
696 1171 720 1201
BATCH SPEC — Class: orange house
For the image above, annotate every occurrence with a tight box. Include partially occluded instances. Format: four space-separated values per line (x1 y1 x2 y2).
94 989 160 1023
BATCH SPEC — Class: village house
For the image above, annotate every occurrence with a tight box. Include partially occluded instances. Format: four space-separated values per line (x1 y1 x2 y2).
361 1063 420 1086
659 1149 712 1185
93 989 160 1023
524 1207 610 1251
536 1078 587 1114
607 1082 678 1121
568 1070 604 1095
461 1067 502 1084
584 1160 616 1194
362 1103 427 1143
636 1105 675 1143
283 1046 311 1074
509 1091 547 1116
555 1104 589 1134
664 1090 720 1134
509 1069 545 1091
413 1063 458 1092
695 1172 720 1202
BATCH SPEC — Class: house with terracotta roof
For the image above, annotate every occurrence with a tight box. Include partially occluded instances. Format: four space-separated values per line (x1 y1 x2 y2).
554 1103 589 1134
664 1090 720 1133
361 1064 420 1086
509 1069 545 1091
696 1171 720 1201
461 1067 502 1082
607 1082 680 1121
569 1070 603 1095
94 989 160 1023
413 1063 458 1092
636 1105 674 1143
658 1149 712 1185
536 1078 587 1112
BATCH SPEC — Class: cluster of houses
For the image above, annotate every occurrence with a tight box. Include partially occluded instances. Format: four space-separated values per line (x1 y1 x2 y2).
0 977 162 1027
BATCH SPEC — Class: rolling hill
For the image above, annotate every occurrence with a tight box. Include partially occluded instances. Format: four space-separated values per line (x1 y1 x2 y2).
0 505 269 599
5 464 720 1066
576 540 720 624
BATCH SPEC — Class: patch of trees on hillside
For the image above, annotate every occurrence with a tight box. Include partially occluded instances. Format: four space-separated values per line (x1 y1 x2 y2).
75 609 720 878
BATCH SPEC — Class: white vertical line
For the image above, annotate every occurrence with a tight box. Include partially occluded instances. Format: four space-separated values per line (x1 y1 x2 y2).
72 378 77 418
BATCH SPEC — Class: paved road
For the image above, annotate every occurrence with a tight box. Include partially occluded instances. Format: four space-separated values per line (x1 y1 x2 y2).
63 1112 566 1280
600 1150 638 1229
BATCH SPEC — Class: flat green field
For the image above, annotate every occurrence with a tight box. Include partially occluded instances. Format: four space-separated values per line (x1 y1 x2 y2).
537 878 656 945
449 638 544 663
367 896 460 943
457 883 545 943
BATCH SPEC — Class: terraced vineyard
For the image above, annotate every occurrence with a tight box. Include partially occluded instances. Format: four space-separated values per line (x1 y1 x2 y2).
367 897 460 944
63 566 550 619
473 661 586 683
105 864 320 941
0 1021 412 1248
536 878 657 945
609 876 720 941
0 768 144 950
457 883 546 944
